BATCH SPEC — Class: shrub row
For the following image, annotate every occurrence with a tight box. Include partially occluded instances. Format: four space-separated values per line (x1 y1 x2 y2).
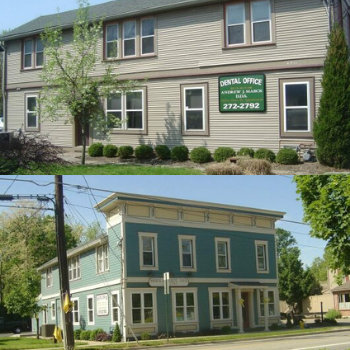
87 143 300 165
74 325 122 342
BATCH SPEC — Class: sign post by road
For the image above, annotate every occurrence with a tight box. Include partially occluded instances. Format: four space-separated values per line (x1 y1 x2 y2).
164 272 170 342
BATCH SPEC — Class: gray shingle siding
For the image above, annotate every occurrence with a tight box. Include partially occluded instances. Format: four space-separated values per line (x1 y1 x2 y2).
0 0 223 41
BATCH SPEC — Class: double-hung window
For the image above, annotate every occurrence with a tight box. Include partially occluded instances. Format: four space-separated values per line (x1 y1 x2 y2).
215 238 231 272
141 18 155 55
181 83 209 136
111 292 119 324
25 94 39 131
280 78 315 138
255 241 269 273
211 290 231 320
46 267 53 288
139 232 158 270
105 23 119 59
225 0 273 47
23 37 44 69
97 244 109 273
51 301 56 320
87 295 94 325
131 292 154 324
173 289 198 326
68 256 81 281
123 21 136 57
179 235 197 271
72 298 80 325
106 89 146 133
259 290 276 316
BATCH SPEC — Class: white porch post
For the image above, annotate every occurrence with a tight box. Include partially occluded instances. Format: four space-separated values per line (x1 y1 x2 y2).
263 289 269 331
235 288 244 333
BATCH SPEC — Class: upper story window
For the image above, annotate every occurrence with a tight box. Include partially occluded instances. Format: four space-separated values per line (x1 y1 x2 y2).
23 37 44 69
104 18 156 60
138 232 158 270
46 267 53 288
255 240 269 273
68 256 81 281
215 238 231 273
178 235 197 272
225 0 273 48
97 244 109 273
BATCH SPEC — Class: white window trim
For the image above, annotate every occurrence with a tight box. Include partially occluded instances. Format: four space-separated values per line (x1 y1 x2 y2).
258 289 277 317
35 38 44 68
215 238 231 273
255 240 269 274
226 2 246 47
25 94 39 131
283 81 311 133
96 244 109 274
123 20 137 58
208 288 232 322
251 0 272 44
51 301 56 321
46 267 53 288
172 288 199 325
87 295 95 326
129 289 157 326
138 232 159 270
69 256 81 281
183 87 205 132
111 291 120 325
71 297 80 326
178 235 197 272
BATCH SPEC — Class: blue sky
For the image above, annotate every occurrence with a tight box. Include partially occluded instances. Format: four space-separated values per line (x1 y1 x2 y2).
1 0 109 33
0 175 326 267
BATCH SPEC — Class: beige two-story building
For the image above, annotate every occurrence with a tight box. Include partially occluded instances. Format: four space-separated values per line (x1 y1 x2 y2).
1 0 349 152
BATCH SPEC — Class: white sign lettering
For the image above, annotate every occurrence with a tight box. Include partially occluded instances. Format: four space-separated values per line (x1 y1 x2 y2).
149 278 189 287
96 294 109 316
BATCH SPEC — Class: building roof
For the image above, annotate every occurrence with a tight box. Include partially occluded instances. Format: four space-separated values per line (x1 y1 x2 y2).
0 0 224 41
332 280 350 293
95 191 285 219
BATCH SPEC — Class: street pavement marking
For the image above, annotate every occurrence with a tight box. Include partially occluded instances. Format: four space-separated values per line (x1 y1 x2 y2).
293 341 350 350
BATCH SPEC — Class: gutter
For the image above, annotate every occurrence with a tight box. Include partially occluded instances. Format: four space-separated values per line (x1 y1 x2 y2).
0 42 5 130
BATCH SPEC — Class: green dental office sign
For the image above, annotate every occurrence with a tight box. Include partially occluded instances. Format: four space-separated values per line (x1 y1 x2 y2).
219 74 266 113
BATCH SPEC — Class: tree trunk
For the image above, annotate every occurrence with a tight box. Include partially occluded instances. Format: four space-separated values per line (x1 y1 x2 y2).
81 124 86 165
36 317 39 339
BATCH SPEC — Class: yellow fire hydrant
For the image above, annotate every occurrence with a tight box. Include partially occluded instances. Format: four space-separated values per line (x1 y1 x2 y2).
299 320 305 329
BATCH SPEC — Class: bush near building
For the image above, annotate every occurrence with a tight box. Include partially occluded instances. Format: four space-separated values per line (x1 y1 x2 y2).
171 146 189 162
213 147 235 162
103 144 118 158
254 148 276 163
135 145 154 160
155 145 171 160
88 143 104 157
118 146 134 159
190 147 212 164
276 148 299 165
237 147 255 158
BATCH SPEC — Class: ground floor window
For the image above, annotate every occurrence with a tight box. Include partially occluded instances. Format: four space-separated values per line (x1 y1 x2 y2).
72 298 80 325
279 77 315 138
172 288 198 323
106 88 147 134
259 290 276 316
131 292 154 324
25 94 39 132
181 83 209 136
210 290 231 320
111 291 119 324
87 295 94 325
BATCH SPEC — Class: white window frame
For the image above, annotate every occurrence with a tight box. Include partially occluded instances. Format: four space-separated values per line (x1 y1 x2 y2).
51 301 56 321
184 87 205 132
130 290 157 325
283 81 311 133
35 38 44 67
87 295 95 326
209 288 232 322
255 240 269 273
123 20 136 57
68 256 81 281
251 0 272 44
226 3 246 47
105 23 119 59
138 232 158 270
141 18 155 56
111 291 120 325
43 304 48 324
172 288 198 325
25 94 39 131
258 289 277 317
97 244 109 274
178 235 197 272
106 89 146 133
71 297 80 325
215 238 231 273
46 267 53 288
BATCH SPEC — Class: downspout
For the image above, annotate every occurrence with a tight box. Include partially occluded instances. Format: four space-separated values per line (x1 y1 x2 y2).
0 42 5 131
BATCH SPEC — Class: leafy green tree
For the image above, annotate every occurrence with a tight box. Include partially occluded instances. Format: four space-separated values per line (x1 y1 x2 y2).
294 175 350 279
40 0 136 165
276 228 319 315
0 208 79 317
313 26 350 168
309 256 328 282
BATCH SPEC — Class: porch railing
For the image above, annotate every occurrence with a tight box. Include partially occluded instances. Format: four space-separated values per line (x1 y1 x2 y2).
339 302 350 310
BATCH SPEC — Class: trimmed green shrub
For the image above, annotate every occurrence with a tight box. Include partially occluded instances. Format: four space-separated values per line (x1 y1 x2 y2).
171 146 189 162
118 146 134 159
276 148 299 165
314 26 350 168
237 147 255 158
88 143 104 157
221 326 232 334
325 309 342 320
103 144 118 158
323 318 337 324
141 332 150 340
213 147 235 162
190 147 212 164
80 330 92 340
74 329 82 340
135 145 154 160
254 148 276 162
90 328 105 341
269 323 281 331
112 323 122 342
155 145 171 160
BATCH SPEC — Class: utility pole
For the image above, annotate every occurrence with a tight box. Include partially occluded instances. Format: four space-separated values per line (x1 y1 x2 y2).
55 175 75 350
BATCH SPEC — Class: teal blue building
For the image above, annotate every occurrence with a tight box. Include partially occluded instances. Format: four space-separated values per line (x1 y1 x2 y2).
36 192 284 340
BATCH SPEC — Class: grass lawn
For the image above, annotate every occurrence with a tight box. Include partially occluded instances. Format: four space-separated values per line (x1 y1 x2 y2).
15 164 204 175
0 337 62 349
